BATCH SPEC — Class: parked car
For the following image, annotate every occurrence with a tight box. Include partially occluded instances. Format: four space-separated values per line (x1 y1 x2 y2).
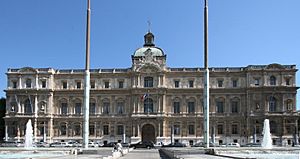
67 141 82 147
49 142 68 147
121 143 130 147
191 142 216 147
35 142 49 147
241 143 260 147
0 141 18 147
102 142 117 147
88 142 99 147
226 143 240 147
162 142 187 147
130 141 154 149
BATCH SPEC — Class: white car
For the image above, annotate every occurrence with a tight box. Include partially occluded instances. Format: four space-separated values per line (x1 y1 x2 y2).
226 143 240 147
88 142 99 147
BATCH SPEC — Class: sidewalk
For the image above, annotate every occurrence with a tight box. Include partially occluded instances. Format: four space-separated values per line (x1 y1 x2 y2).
119 149 160 159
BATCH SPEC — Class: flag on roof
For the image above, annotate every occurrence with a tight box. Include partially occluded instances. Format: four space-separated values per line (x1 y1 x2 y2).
141 93 149 101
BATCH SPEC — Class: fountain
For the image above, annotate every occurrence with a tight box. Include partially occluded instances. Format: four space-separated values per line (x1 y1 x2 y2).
24 119 33 148
261 119 272 149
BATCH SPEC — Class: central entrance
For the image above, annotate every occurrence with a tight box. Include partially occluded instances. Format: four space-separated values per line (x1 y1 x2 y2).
142 124 155 143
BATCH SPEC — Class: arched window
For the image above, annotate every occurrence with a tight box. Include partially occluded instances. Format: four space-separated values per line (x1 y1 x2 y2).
61 102 68 114
117 101 124 114
24 99 32 114
269 96 276 112
270 76 276 86
26 79 32 88
173 101 180 114
75 102 81 115
188 101 195 114
216 98 225 113
144 77 153 87
103 100 110 114
144 98 153 113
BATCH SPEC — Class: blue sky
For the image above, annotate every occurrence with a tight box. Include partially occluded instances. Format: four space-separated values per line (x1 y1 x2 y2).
0 0 299 109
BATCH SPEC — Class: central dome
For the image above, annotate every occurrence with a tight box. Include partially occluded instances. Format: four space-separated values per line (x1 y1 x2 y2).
133 32 164 57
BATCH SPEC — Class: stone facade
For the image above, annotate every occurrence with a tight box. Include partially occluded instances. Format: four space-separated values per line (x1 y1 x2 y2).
4 32 299 146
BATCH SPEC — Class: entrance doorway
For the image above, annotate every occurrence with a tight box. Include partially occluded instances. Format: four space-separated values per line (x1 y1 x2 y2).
142 124 155 143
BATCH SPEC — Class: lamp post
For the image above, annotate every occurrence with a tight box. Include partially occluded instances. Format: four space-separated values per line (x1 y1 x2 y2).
83 0 91 149
203 0 210 148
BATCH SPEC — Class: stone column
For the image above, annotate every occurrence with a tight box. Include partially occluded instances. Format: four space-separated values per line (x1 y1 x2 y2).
18 75 22 89
49 118 53 143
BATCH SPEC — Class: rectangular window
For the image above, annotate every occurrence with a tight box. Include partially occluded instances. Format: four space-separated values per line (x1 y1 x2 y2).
231 101 238 113
90 81 95 89
217 80 223 87
232 80 237 87
217 125 223 134
90 103 96 115
75 103 81 114
232 125 238 134
117 125 124 135
119 81 124 88
103 125 109 135
173 102 180 114
12 81 17 88
254 79 259 86
41 80 46 88
188 125 195 135
144 77 153 87
104 81 109 88
174 80 179 88
189 80 194 88
62 81 68 89
188 102 195 114
89 125 95 135
286 79 290 85
76 81 81 89
173 125 180 135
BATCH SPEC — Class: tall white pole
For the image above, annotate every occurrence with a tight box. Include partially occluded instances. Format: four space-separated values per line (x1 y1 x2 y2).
203 0 210 148
83 0 91 149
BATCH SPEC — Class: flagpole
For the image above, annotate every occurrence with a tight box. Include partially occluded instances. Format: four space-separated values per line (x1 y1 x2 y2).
83 0 91 149
203 0 210 148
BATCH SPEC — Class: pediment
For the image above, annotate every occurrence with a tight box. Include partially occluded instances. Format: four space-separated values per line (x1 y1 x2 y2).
265 63 285 70
19 67 37 73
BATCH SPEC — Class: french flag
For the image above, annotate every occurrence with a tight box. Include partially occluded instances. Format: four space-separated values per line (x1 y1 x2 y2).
141 93 149 101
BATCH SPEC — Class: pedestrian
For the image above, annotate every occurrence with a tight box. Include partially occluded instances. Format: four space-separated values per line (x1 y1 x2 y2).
116 141 123 156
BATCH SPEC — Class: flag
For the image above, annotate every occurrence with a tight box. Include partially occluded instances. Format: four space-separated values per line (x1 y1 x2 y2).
140 93 149 101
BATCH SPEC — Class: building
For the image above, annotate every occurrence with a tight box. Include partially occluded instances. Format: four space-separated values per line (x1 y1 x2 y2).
4 32 299 146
